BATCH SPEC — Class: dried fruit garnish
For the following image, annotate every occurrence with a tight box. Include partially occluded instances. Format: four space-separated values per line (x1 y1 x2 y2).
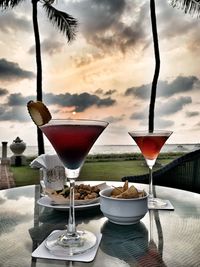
27 100 52 126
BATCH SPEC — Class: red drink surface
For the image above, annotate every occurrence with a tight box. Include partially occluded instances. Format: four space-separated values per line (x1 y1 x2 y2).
41 124 106 169
130 134 170 160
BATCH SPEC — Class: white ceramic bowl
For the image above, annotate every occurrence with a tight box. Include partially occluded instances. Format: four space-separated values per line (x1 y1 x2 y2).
100 187 148 225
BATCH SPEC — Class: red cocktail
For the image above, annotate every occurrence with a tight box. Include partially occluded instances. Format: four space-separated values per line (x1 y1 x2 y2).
129 130 172 209
40 119 108 255
41 123 106 170
133 134 170 161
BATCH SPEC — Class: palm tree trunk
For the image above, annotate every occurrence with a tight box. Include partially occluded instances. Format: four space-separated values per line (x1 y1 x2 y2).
32 0 45 155
149 0 160 133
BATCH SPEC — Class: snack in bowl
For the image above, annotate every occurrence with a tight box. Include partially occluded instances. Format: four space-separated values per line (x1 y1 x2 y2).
100 182 148 225
45 183 107 205
111 180 145 199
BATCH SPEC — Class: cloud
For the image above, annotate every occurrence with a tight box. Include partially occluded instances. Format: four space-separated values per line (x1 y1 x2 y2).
154 118 174 128
95 88 104 95
0 106 30 122
160 76 199 97
157 1 199 42
139 117 174 128
79 0 126 33
0 88 8 96
130 111 146 120
103 115 125 123
72 52 104 68
7 93 34 106
0 12 31 34
129 96 192 126
124 76 199 99
0 91 116 123
70 0 149 57
133 115 174 128
0 211 32 235
125 83 150 99
94 88 116 96
186 111 199 117
156 96 192 115
45 92 116 112
104 89 117 96
0 58 35 81
29 38 65 55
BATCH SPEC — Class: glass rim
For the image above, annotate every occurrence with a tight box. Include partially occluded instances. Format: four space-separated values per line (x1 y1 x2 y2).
128 130 173 136
40 118 109 127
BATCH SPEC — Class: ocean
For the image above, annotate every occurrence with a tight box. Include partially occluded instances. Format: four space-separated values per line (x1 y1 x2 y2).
1 144 200 158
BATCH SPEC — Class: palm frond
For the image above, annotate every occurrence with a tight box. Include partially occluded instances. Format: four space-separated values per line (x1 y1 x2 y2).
43 2 78 42
0 0 24 9
170 0 200 17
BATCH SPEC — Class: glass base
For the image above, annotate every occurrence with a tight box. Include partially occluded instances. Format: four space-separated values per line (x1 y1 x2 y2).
45 229 97 256
148 197 167 209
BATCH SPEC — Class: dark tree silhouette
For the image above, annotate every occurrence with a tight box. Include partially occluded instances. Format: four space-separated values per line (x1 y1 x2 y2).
149 0 160 133
0 0 78 155
149 0 200 133
170 0 200 17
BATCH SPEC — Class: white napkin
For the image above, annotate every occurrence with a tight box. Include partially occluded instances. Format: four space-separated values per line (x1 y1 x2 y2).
30 154 66 190
148 199 174 210
30 154 64 169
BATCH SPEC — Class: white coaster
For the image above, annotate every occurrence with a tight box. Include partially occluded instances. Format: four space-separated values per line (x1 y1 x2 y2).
32 230 102 262
148 199 174 210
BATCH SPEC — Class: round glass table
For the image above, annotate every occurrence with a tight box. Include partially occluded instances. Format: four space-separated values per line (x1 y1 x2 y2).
0 181 200 267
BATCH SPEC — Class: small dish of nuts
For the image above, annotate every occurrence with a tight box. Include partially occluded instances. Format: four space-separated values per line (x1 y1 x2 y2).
44 183 108 205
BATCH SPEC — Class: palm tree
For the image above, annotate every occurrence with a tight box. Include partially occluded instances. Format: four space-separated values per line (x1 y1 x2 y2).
0 0 78 155
149 0 160 133
170 0 200 16
149 0 200 132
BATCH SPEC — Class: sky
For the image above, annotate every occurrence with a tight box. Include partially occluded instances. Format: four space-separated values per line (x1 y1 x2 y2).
0 0 200 147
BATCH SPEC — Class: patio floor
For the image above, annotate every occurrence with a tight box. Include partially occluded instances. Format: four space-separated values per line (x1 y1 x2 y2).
0 163 15 189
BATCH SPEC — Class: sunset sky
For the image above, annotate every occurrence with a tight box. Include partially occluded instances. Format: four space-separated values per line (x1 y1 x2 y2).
0 0 200 147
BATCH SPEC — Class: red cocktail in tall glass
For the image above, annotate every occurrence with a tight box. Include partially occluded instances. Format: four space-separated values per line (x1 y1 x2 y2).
129 130 172 209
40 119 108 255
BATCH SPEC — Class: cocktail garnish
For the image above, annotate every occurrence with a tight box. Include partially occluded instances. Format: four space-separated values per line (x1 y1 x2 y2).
27 100 52 126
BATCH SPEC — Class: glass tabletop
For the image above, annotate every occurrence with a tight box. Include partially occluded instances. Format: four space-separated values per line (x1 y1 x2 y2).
0 181 200 267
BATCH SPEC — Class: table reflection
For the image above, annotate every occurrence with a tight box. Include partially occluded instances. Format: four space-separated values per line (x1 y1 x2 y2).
101 221 148 261
1 183 200 266
100 209 167 267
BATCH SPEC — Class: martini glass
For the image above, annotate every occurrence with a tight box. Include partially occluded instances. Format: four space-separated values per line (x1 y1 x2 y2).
128 130 172 209
40 119 108 255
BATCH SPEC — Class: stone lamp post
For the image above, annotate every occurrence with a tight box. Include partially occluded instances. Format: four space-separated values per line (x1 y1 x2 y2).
1 141 10 165
10 137 27 166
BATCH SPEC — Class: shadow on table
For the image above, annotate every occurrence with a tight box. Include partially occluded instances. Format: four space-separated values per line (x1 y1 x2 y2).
100 220 167 267
29 205 103 249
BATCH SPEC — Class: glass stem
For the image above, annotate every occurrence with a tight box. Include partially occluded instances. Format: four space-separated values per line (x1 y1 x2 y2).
68 178 76 234
149 210 154 242
149 166 154 199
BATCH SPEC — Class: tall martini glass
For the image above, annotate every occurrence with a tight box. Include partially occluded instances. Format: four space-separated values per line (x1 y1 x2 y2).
40 119 108 255
128 130 172 209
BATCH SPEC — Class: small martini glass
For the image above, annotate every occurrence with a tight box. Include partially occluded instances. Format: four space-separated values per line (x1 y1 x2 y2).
129 130 172 209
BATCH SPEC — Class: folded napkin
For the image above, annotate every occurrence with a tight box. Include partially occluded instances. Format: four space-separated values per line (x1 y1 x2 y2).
30 154 66 190
30 154 64 169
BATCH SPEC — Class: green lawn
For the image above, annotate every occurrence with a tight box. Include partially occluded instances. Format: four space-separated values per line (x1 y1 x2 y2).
10 165 40 187
11 154 175 187
80 160 158 181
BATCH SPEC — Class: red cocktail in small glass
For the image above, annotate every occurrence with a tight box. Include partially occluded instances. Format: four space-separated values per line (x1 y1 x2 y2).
129 130 172 209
